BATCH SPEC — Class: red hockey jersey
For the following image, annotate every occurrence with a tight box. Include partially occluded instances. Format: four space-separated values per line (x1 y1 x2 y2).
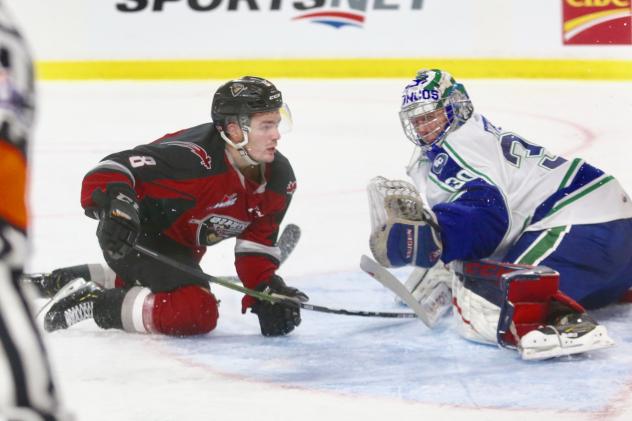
81 123 296 292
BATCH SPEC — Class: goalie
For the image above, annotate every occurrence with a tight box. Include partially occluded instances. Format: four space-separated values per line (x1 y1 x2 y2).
368 69 632 360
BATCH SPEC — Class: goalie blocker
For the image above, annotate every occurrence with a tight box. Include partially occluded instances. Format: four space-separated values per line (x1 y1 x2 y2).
452 260 614 360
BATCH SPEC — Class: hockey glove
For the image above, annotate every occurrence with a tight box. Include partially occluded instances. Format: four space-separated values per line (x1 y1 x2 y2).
251 275 308 337
368 177 442 268
91 184 141 260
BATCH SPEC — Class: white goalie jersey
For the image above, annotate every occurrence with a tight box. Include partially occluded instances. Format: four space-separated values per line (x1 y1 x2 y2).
406 112 632 261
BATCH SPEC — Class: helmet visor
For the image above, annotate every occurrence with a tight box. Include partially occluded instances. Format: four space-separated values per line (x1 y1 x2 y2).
278 103 293 134
246 103 293 137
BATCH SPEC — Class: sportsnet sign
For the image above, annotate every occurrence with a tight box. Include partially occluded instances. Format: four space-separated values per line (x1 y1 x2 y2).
115 0 425 29
562 0 632 45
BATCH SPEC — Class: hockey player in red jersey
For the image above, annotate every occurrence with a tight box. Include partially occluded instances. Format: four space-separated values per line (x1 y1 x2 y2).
29 76 308 337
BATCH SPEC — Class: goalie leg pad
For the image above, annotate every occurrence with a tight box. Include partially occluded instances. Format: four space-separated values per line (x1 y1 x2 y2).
400 264 454 325
455 260 613 359
453 261 566 347
452 275 501 345
496 267 561 347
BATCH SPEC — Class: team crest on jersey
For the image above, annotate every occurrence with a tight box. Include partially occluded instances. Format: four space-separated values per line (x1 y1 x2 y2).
190 214 250 246
432 153 449 175
208 193 238 210
166 141 212 170
286 180 297 195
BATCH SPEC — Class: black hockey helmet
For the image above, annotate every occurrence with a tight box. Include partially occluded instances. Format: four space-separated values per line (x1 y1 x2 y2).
211 76 283 127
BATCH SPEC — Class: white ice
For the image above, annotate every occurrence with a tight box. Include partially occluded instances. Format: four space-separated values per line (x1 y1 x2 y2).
27 79 632 421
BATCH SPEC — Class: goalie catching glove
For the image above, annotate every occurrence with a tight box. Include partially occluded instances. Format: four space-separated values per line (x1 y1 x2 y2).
368 176 442 268
250 275 309 337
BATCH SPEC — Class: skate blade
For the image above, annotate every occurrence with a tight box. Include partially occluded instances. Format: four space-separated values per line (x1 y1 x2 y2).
520 326 615 361
35 277 88 321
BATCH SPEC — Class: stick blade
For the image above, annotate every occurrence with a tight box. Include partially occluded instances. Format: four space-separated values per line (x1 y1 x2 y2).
360 255 435 328
278 223 301 263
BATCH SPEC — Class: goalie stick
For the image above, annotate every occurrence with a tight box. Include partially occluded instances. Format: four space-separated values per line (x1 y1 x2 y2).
134 244 416 319
360 254 437 328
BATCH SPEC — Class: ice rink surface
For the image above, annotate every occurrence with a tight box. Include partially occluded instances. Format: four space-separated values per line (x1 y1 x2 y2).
27 79 632 420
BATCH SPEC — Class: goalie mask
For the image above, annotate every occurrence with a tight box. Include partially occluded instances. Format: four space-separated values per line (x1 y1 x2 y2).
212 76 292 165
399 69 473 150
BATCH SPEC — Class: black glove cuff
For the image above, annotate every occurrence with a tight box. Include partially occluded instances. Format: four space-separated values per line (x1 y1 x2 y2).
91 183 139 215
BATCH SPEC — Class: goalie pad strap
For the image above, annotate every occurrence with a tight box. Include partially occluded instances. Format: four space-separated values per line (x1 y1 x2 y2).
552 290 585 314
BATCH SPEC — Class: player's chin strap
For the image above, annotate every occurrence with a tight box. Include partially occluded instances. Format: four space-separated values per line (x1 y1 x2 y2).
219 128 259 166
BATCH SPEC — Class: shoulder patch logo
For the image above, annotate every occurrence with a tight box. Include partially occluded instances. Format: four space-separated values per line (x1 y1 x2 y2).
165 141 212 170
432 153 449 175
286 180 297 195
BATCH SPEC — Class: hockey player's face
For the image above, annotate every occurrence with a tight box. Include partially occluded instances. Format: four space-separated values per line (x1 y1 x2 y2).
245 110 282 163
411 108 448 144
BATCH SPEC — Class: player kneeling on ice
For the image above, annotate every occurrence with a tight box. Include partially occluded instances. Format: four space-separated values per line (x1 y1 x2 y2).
368 69 632 360
25 76 308 337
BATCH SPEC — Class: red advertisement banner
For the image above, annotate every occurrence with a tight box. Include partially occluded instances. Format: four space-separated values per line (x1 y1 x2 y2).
562 0 632 45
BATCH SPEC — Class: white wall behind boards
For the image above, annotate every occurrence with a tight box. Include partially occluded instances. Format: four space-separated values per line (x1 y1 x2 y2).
6 0 632 61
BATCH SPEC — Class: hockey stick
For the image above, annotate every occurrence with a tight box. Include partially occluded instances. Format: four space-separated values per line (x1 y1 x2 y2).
24 224 301 286
277 223 301 264
27 223 300 312
133 244 416 318
360 254 435 327
391 267 430 306
31 224 304 319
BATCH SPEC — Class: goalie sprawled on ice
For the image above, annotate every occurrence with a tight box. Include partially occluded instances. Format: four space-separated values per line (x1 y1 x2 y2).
367 69 632 360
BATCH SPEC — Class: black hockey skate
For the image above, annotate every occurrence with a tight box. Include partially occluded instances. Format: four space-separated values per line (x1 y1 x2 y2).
22 265 92 298
553 312 600 338
43 278 103 332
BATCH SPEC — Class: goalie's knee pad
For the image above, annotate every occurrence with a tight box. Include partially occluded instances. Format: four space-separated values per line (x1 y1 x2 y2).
149 285 219 336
